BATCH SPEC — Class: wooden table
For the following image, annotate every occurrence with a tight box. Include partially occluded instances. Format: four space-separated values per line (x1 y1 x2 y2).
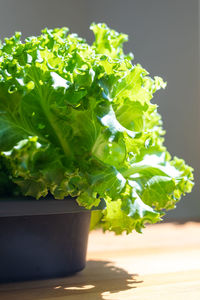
0 222 200 300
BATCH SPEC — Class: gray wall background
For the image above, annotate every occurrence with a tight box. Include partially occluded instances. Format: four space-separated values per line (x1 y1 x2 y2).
0 0 199 221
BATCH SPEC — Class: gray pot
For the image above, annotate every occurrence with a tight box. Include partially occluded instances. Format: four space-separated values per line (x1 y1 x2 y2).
0 197 104 283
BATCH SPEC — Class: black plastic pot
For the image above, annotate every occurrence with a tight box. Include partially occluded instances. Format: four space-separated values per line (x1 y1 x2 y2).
0 197 103 283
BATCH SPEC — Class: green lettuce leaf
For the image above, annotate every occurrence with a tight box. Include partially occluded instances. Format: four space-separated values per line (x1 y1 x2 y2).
0 23 194 234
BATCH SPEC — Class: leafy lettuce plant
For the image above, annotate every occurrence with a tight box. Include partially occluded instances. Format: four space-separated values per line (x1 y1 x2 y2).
0 23 193 233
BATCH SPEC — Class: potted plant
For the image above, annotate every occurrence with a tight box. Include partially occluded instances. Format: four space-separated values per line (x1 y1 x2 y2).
0 23 193 282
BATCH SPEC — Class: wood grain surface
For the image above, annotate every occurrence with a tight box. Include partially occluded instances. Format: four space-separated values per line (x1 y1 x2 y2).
0 222 200 300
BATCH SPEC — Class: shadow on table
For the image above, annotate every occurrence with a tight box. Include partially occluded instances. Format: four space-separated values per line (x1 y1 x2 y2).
0 260 142 300
59 260 142 299
48 260 142 299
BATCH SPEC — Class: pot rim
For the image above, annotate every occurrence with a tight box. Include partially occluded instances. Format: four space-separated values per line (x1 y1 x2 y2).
0 196 105 217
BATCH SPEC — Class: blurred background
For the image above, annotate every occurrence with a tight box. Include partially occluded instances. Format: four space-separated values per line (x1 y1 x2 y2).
0 0 199 221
